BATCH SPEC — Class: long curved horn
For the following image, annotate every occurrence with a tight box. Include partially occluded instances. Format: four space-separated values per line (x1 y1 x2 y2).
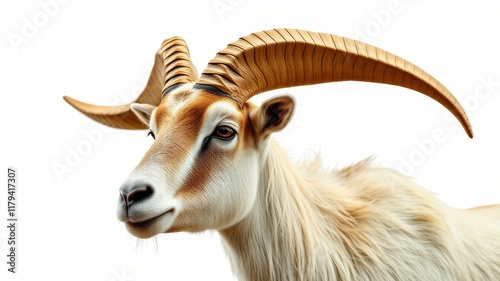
64 37 198 129
196 28 473 138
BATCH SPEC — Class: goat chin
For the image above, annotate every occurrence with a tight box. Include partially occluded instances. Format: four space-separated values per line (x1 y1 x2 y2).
219 140 500 281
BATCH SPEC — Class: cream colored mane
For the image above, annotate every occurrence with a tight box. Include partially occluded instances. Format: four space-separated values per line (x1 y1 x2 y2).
221 141 500 280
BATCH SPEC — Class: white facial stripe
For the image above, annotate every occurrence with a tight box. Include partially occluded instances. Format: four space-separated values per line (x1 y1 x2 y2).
173 136 204 190
146 85 199 185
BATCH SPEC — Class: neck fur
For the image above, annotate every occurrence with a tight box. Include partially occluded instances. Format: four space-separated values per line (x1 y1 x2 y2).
218 140 500 281
219 140 358 280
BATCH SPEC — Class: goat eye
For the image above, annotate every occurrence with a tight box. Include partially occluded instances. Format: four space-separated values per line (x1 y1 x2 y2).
214 126 236 140
147 130 156 140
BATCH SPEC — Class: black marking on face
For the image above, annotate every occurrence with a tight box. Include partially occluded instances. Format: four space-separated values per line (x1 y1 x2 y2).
162 83 184 97
193 83 236 101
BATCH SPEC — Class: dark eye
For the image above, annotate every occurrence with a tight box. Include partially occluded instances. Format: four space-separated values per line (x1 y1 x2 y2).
147 130 156 140
213 125 236 140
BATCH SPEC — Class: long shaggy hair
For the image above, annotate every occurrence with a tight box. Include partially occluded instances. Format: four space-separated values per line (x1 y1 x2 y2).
221 140 500 280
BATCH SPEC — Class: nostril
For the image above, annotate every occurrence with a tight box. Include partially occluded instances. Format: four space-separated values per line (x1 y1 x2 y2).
123 185 153 206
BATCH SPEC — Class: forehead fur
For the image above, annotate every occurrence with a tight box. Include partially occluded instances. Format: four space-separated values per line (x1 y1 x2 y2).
153 85 241 133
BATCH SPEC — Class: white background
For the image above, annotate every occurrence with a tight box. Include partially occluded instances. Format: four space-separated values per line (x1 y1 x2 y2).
1 1 499 280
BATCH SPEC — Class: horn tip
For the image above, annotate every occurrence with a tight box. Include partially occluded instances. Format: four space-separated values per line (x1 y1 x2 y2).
62 95 73 103
467 128 474 139
63 95 84 112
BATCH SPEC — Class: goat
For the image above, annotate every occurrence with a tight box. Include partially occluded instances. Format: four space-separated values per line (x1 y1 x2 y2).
64 29 500 280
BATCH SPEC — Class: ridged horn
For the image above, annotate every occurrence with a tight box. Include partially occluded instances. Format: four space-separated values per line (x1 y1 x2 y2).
196 28 473 138
64 37 198 129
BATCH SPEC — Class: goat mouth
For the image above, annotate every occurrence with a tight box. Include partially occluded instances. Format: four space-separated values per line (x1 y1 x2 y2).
127 208 175 228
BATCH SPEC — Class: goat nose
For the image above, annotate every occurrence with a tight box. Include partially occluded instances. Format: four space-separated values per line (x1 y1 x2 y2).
119 182 153 206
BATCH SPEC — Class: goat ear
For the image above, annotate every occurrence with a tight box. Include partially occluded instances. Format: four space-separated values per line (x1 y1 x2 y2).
251 95 295 139
130 103 156 126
